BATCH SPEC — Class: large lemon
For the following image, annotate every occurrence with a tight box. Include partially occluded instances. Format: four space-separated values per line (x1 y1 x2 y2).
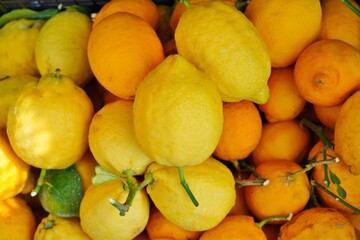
133 54 223 167
6 71 94 169
175 1 271 103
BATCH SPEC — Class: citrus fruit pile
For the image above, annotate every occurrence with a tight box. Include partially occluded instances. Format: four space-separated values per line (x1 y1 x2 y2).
0 0 360 239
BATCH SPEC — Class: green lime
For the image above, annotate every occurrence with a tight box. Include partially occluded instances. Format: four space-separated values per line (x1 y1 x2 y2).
38 165 82 217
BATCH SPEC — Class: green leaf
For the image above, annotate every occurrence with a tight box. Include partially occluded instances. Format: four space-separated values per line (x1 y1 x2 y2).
337 185 347 199
38 165 83 218
91 165 122 185
329 170 341 185
0 8 59 28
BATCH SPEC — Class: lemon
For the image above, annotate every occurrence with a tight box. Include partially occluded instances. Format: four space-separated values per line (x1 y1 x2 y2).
0 197 37 240
133 54 223 167
6 71 94 169
80 179 150 240
89 100 152 176
0 18 44 78
0 130 30 200
35 9 93 86
175 1 271 103
0 75 38 129
146 157 236 231
34 214 91 240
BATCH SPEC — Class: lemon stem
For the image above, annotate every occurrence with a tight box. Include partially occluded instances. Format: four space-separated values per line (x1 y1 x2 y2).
178 166 199 207
235 178 270 187
110 171 154 216
179 0 192 8
310 180 360 214
341 0 360 16
31 168 47 197
288 157 340 181
256 213 293 228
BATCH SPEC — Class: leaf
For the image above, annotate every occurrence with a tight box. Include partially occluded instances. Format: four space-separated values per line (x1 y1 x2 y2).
329 170 341 185
91 165 122 185
0 8 59 28
337 185 347 199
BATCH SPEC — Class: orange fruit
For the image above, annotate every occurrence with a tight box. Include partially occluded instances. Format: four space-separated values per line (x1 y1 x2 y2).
294 39 360 107
319 0 360 50
250 119 312 166
228 173 252 216
74 150 98 194
334 90 360 174
199 215 266 240
169 0 236 34
146 205 203 240
0 197 37 240
244 0 322 67
310 140 360 214
278 207 356 239
313 103 343 130
93 0 159 29
244 160 310 222
214 100 262 161
88 12 164 100
258 66 307 123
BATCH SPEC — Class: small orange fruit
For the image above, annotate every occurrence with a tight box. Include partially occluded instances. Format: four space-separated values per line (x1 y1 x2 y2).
93 0 159 29
258 66 307 123
214 100 262 161
294 39 360 107
199 215 266 240
319 0 360 50
244 0 322 67
245 160 310 222
146 206 203 240
313 103 343 130
88 12 164 100
278 207 356 240
251 119 312 166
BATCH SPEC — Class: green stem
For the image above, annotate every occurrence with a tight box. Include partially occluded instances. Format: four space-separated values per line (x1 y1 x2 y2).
31 168 47 197
179 0 192 8
256 213 293 228
341 0 360 16
178 166 199 207
300 118 333 150
311 180 360 214
110 172 154 216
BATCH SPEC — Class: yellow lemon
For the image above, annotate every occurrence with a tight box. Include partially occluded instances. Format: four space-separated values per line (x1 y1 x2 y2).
34 214 91 240
0 196 37 240
146 157 236 231
6 71 94 169
80 179 150 240
0 19 43 78
175 1 271 103
35 9 93 86
89 99 152 176
0 75 38 129
133 54 223 167
0 130 30 200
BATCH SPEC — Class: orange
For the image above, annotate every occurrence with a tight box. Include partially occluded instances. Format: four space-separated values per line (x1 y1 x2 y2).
250 119 312 166
313 103 343 130
228 173 252 216
74 149 98 194
146 205 203 240
88 12 164 100
278 207 356 239
0 197 37 240
319 0 360 50
0 130 30 201
163 38 177 57
258 66 307 123
169 0 236 34
334 90 360 174
294 39 360 107
93 0 159 29
311 140 360 214
244 160 310 222
244 0 322 67
199 215 266 240
214 100 262 161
